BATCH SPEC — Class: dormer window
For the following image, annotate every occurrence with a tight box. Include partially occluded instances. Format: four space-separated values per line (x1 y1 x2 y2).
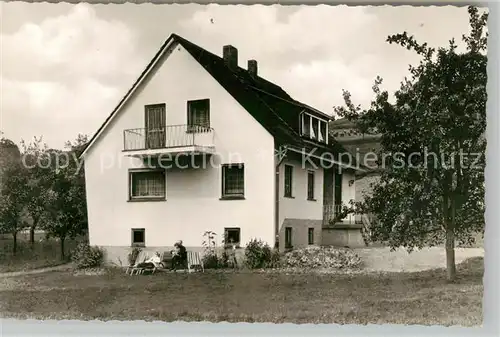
301 113 328 144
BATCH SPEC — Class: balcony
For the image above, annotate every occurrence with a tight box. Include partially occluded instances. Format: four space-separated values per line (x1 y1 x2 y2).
322 204 357 227
123 125 215 158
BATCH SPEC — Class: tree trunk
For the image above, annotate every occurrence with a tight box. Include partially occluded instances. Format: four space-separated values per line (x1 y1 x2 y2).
445 226 456 282
30 227 35 247
29 217 38 247
60 236 66 261
12 232 17 256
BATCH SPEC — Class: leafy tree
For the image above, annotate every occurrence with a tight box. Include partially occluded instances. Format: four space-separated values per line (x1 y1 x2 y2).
0 162 29 255
19 136 52 246
334 6 487 281
42 135 89 260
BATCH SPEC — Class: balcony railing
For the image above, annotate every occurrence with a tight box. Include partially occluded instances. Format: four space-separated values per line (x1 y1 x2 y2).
123 125 214 151
323 204 357 226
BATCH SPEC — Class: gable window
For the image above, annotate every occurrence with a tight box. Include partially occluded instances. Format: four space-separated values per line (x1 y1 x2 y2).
308 228 314 245
285 227 293 249
129 169 166 200
319 121 327 142
302 114 311 138
131 228 145 247
187 99 210 131
312 120 319 140
222 164 245 199
300 113 328 144
284 164 293 198
307 170 315 200
224 227 241 247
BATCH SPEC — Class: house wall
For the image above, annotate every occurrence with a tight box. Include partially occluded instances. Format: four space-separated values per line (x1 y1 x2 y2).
277 157 324 251
84 41 275 265
276 156 356 251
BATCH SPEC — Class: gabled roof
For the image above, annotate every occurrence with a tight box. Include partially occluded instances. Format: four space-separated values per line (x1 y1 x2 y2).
79 33 355 167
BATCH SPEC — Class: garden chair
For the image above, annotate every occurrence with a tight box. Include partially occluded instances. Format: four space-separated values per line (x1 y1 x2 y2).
187 251 204 273
137 252 165 275
125 250 149 275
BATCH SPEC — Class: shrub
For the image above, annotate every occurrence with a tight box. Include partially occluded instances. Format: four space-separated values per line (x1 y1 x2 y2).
127 247 142 266
265 248 282 268
244 239 272 269
71 242 104 269
202 251 220 269
283 246 362 270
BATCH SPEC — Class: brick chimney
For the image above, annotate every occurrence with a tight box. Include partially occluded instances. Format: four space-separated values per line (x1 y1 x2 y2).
248 60 258 77
223 45 238 69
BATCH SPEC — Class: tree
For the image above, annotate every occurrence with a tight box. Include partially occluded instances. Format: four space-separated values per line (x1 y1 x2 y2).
0 164 29 255
334 6 487 281
20 136 52 246
42 135 89 260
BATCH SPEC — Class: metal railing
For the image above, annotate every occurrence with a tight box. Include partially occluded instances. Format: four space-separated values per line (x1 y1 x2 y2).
123 124 214 151
322 204 358 226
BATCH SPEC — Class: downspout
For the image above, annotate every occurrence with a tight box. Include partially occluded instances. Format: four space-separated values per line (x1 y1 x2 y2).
274 145 288 250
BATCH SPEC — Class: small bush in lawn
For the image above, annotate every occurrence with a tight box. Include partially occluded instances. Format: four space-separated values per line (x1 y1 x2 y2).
283 246 362 270
244 239 272 269
71 242 104 269
202 251 220 269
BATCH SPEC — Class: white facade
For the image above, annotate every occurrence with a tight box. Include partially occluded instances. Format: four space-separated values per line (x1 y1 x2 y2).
83 38 362 264
84 41 275 263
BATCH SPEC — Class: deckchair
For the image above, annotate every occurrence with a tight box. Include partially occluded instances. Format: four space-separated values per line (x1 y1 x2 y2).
187 251 204 273
137 251 165 275
125 250 149 275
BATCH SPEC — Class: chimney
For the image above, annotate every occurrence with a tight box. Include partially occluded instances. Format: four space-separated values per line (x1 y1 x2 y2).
248 60 258 77
223 45 238 69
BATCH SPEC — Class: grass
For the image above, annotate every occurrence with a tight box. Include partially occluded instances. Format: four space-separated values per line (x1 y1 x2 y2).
0 236 81 273
0 257 483 326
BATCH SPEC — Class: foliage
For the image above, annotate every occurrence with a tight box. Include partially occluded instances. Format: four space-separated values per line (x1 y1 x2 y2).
333 6 487 281
0 165 30 255
71 241 104 269
267 248 282 269
19 136 52 244
283 246 362 269
201 230 224 269
244 239 273 269
42 135 89 259
128 247 142 266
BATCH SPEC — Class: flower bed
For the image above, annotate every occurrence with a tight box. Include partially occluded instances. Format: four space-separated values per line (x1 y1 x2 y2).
282 246 363 270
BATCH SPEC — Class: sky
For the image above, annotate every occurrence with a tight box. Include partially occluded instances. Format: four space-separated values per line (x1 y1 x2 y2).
0 3 479 149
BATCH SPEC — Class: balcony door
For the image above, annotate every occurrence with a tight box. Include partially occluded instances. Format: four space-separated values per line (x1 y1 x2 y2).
145 104 166 149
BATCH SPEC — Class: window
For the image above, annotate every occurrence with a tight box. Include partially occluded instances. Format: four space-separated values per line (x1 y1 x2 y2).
312 119 319 140
284 164 293 198
302 114 311 137
187 99 210 130
300 113 328 144
319 120 327 143
308 228 314 245
222 164 245 198
131 228 145 247
307 170 315 200
224 228 241 247
129 170 166 200
285 227 293 249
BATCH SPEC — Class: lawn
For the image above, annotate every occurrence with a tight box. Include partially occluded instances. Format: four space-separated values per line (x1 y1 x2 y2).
0 257 483 326
0 236 81 273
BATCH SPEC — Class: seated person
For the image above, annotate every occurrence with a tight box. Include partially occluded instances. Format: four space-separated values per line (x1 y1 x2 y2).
171 240 187 270
135 251 161 269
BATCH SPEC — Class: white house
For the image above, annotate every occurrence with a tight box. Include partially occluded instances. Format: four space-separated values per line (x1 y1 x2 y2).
79 34 366 265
